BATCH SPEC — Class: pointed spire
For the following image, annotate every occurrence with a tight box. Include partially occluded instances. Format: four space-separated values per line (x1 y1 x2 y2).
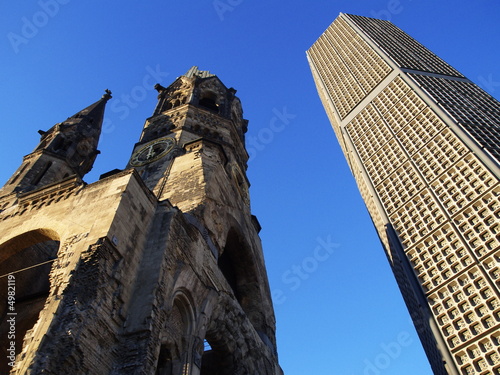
1 91 112 195
58 89 112 177
35 90 112 177
64 89 112 128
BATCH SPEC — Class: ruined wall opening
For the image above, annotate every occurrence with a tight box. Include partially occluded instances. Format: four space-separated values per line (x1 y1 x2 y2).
200 333 234 375
217 246 240 301
0 229 60 374
199 92 219 113
218 229 262 331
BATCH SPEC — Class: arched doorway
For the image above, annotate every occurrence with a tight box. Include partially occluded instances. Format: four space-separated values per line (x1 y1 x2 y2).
156 292 195 375
0 229 59 374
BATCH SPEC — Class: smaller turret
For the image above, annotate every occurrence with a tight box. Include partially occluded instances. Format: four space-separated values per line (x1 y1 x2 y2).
1 90 111 196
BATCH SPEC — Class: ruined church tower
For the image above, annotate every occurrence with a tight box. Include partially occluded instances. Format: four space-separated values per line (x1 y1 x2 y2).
0 67 283 375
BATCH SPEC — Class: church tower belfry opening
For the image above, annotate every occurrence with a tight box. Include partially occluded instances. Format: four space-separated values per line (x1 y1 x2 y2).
0 68 282 375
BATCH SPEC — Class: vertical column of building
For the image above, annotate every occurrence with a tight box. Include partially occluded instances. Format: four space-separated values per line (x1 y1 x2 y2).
307 17 450 374
308 13 500 375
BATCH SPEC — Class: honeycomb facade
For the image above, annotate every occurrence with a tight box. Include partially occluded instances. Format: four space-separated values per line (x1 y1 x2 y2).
308 13 500 375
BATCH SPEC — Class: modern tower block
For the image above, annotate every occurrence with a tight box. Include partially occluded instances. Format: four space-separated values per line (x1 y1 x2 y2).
308 13 500 375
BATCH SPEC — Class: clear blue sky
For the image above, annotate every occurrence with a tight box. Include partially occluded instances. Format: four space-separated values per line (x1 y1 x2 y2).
1 2 499 374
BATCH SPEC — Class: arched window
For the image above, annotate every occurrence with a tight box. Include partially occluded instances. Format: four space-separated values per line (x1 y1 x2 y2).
166 93 185 111
0 229 59 375
155 292 194 375
32 161 53 186
51 136 65 151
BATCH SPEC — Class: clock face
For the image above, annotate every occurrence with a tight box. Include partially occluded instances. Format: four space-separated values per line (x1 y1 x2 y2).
130 137 175 166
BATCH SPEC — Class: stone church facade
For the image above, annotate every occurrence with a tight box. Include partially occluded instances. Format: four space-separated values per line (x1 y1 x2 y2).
0 67 283 375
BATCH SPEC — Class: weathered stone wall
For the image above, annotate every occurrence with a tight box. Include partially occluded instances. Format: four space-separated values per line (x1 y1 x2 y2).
0 171 157 374
0 168 281 374
115 200 281 375
1 68 283 375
